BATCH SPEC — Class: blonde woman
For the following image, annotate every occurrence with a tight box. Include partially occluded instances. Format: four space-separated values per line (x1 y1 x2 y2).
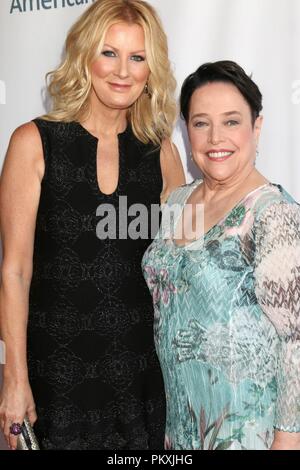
0 0 185 450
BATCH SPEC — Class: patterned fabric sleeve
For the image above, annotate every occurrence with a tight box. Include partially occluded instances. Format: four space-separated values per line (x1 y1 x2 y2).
254 200 300 432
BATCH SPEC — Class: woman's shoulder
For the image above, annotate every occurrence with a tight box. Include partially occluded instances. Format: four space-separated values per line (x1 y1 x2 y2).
164 178 202 207
11 121 40 140
32 117 76 134
8 121 43 153
253 183 300 227
4 122 44 180
7 118 77 162
254 183 298 208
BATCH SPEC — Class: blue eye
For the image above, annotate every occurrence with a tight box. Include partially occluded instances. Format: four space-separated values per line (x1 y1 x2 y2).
131 55 145 62
102 50 116 57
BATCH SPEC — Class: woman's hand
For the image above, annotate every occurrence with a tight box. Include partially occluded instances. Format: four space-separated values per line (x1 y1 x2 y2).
0 379 37 450
271 430 300 450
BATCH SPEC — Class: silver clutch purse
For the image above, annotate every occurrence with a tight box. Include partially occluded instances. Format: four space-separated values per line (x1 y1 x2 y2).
16 417 40 450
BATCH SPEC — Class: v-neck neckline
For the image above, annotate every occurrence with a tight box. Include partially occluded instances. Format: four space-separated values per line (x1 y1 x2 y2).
73 121 130 197
170 179 272 249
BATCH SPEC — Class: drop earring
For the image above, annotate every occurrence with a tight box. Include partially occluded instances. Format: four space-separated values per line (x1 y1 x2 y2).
254 147 259 166
144 82 151 98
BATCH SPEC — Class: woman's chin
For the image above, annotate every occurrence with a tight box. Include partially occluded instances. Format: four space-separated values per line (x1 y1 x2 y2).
201 167 236 183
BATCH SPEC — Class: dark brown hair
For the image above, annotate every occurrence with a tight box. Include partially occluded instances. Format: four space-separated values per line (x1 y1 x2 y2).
180 60 263 126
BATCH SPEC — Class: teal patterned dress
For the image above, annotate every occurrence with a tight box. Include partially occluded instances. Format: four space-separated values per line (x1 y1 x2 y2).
142 180 300 450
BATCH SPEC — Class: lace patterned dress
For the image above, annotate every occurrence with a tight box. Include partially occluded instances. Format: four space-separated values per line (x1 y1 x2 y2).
142 179 300 450
27 119 166 450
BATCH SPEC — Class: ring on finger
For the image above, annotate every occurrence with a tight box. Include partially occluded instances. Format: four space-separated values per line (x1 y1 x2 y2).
9 422 22 436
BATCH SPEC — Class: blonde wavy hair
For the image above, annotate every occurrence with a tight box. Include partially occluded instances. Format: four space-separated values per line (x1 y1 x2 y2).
43 0 177 145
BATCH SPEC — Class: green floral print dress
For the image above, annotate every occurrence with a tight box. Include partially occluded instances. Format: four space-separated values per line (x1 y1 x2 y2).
142 180 300 450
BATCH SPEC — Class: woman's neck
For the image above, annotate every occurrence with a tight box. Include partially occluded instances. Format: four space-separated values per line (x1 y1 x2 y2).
81 93 128 138
200 168 268 205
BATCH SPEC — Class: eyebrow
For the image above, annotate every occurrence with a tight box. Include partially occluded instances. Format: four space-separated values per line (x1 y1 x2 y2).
103 43 146 54
191 111 242 119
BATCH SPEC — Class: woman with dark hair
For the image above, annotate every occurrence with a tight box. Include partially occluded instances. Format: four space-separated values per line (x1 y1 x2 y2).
143 61 300 450
0 0 185 450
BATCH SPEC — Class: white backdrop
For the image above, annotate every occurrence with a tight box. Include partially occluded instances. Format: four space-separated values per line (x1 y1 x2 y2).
0 0 300 450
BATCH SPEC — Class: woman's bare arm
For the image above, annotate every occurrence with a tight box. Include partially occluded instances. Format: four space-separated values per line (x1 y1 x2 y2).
271 430 300 450
0 121 44 449
160 139 186 204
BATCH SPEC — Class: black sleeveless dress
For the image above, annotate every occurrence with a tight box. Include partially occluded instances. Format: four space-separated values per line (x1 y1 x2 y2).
27 119 166 450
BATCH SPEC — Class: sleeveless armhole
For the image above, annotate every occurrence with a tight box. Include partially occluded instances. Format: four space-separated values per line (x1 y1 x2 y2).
32 118 49 172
